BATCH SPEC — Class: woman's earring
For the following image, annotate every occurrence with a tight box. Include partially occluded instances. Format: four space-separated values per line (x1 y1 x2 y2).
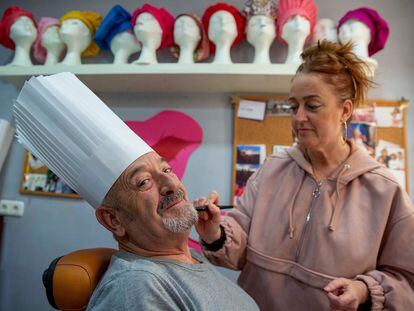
341 120 348 144
291 129 298 145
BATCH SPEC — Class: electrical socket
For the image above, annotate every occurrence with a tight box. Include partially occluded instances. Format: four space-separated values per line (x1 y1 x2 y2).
0 200 25 217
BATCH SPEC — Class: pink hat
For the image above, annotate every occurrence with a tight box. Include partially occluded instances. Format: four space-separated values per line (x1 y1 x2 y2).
131 3 174 50
171 13 210 62
277 0 317 44
33 17 61 64
338 7 389 56
0 6 37 50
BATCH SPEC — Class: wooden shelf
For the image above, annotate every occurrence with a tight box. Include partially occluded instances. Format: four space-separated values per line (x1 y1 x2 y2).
0 63 297 94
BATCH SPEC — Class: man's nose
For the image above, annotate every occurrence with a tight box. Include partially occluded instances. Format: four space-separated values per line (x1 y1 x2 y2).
160 174 179 196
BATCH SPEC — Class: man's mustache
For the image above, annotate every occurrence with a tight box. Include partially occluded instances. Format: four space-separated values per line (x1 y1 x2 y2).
157 189 185 213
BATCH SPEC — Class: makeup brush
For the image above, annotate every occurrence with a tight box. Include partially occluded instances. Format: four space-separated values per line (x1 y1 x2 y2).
194 205 234 212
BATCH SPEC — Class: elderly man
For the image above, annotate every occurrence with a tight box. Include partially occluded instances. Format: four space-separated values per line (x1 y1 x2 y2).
13 72 258 311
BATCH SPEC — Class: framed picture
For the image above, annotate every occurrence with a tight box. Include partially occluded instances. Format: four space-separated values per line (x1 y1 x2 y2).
20 151 80 198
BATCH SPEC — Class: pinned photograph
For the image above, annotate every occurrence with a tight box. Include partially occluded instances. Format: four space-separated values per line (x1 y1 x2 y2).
266 99 292 116
234 164 260 205
347 122 376 156
375 140 406 190
352 103 375 123
236 144 266 165
20 151 79 198
375 106 403 128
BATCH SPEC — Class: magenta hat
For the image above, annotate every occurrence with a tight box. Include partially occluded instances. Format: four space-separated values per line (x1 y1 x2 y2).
131 3 174 50
338 7 389 56
171 13 210 62
277 0 318 44
33 17 61 64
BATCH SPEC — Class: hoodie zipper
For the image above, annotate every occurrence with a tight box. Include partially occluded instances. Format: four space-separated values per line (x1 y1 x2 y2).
295 181 322 262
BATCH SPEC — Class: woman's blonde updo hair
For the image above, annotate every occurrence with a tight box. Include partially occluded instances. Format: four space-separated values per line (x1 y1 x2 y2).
296 40 374 109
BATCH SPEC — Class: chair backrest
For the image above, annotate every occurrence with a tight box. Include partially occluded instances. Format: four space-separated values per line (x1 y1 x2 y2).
43 248 116 311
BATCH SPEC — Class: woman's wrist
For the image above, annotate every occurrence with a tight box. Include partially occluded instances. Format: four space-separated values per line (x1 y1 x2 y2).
354 280 369 304
201 225 226 251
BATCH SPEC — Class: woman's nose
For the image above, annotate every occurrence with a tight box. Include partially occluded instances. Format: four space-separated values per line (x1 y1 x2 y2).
295 106 308 122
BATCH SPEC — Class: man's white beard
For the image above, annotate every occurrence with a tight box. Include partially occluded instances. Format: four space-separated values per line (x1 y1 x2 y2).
161 203 198 233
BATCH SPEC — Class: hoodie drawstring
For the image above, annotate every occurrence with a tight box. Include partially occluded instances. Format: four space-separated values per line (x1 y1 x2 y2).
288 172 306 238
328 164 351 231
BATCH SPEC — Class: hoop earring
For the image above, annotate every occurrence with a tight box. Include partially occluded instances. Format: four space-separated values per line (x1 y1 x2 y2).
341 120 348 144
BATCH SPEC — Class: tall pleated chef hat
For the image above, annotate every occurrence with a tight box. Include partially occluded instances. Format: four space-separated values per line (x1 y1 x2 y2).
13 72 153 208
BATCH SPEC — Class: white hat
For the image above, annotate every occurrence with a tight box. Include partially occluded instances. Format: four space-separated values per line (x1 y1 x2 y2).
13 72 153 208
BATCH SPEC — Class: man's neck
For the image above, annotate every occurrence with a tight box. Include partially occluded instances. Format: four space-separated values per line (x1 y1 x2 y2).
118 238 197 264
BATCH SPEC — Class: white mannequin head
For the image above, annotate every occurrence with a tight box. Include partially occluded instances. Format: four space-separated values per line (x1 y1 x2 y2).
312 18 337 43
281 15 310 44
281 15 310 65
8 16 36 66
247 15 275 49
338 19 371 49
41 25 65 63
338 19 376 76
9 16 37 48
110 31 141 64
59 18 91 53
134 12 162 50
208 10 237 47
173 15 201 64
174 15 201 50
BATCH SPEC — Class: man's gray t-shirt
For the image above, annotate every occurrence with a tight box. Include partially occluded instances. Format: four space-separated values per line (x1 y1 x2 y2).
87 250 258 311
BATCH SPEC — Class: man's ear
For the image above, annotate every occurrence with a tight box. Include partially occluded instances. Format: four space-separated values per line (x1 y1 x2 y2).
95 206 126 238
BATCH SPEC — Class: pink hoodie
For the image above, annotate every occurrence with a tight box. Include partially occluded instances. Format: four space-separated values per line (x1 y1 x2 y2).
203 141 414 310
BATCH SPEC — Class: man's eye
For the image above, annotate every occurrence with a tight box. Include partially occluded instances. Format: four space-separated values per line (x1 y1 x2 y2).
137 179 149 187
164 167 172 173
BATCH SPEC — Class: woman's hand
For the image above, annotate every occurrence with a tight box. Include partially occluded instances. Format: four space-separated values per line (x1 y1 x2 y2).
194 191 222 244
324 278 369 311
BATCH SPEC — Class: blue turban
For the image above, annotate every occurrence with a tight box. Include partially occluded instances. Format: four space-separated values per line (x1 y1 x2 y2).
94 5 133 50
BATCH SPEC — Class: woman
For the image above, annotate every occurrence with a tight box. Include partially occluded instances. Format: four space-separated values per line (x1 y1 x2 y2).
195 41 414 310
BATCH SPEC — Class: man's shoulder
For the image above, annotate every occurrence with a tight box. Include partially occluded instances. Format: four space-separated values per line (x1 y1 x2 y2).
104 251 171 283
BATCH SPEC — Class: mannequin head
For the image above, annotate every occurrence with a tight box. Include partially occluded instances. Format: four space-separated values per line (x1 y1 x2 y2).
9 16 37 47
110 30 141 55
276 0 317 44
174 15 201 50
131 4 174 51
338 19 371 47
208 10 237 47
246 15 275 47
60 11 102 58
60 18 91 53
281 15 311 44
0 6 37 50
42 26 64 49
33 17 65 64
312 18 337 44
134 12 162 49
94 4 136 53
171 13 209 63
202 3 246 54
337 7 389 57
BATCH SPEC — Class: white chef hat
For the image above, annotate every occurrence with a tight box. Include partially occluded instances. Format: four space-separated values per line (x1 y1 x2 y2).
13 72 153 208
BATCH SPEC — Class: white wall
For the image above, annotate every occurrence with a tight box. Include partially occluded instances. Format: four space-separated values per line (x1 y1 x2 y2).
0 1 413 310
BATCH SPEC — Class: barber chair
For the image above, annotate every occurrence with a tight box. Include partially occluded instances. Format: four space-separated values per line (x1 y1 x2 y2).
42 248 116 311
42 239 202 310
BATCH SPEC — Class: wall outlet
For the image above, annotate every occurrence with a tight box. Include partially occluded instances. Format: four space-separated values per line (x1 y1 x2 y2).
0 200 25 217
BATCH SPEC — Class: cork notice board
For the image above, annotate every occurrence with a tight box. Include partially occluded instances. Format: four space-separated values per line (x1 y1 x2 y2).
231 95 409 204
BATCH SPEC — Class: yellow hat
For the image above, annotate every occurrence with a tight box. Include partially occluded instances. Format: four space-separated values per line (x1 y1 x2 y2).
60 11 102 57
